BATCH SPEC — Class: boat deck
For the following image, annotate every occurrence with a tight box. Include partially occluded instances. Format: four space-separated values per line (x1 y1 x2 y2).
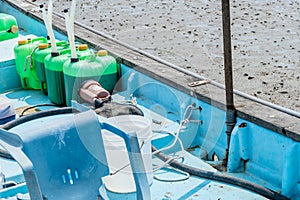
0 88 266 200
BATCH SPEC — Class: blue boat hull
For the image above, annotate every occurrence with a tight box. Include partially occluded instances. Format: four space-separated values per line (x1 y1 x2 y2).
0 0 299 199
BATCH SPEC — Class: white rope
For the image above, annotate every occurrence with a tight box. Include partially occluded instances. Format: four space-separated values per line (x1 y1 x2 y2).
152 130 185 172
152 104 195 155
151 104 199 182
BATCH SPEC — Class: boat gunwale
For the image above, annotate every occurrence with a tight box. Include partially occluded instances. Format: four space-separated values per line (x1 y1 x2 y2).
1 0 300 142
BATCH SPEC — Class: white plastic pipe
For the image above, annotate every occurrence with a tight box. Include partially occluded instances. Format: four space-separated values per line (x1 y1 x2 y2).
48 0 53 23
41 7 51 38
70 0 76 24
41 0 58 54
64 12 72 45
70 0 77 59
65 11 77 59
47 0 58 53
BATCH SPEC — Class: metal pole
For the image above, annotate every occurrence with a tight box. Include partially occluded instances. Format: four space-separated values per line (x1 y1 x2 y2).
221 0 236 165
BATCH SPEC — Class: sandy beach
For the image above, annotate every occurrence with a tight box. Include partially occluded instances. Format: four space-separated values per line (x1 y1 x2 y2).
36 0 300 112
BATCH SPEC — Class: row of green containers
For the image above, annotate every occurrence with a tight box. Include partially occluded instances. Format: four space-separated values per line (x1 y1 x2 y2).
14 37 118 106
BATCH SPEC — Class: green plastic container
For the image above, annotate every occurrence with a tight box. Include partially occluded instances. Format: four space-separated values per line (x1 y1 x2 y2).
34 41 68 94
13 37 47 89
0 13 19 41
44 49 70 105
63 50 118 106
95 50 118 92
63 58 101 106
45 44 92 105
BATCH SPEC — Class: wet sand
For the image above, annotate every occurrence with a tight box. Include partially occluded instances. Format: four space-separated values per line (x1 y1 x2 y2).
36 0 300 112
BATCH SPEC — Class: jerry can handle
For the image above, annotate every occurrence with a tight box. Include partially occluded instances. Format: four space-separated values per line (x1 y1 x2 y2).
58 48 71 55
31 37 47 43
56 40 68 46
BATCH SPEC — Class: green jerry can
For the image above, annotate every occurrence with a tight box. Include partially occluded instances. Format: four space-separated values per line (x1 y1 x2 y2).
0 13 19 42
34 41 68 94
95 50 118 93
44 49 70 105
63 50 118 106
45 44 92 105
13 37 47 89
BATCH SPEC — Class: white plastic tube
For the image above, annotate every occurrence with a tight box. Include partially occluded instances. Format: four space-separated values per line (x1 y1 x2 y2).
70 0 76 25
65 11 77 60
41 0 58 54
64 0 77 60
48 0 53 23
64 12 72 45
41 7 51 38
47 0 58 53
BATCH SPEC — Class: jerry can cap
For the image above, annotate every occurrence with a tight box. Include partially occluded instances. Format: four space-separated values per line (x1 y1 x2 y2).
10 25 18 34
38 43 49 49
18 39 27 45
97 50 108 56
78 44 88 51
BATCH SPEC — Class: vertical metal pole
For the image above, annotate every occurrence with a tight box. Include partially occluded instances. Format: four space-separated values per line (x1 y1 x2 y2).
221 0 236 165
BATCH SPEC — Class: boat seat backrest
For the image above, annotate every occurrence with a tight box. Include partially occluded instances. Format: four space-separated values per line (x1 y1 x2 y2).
0 110 150 200
12 111 109 200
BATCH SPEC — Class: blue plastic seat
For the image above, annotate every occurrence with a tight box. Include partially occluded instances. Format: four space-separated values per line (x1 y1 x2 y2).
0 110 150 200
